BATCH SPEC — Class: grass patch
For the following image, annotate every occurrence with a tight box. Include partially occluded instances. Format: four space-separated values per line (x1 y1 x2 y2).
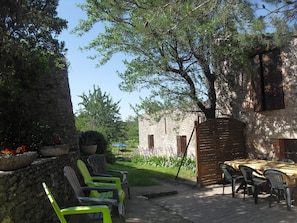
106 159 196 186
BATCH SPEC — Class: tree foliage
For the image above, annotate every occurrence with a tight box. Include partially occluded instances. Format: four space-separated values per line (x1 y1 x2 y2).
0 0 67 79
0 0 67 148
124 115 139 148
260 0 297 28
75 85 125 143
74 0 294 119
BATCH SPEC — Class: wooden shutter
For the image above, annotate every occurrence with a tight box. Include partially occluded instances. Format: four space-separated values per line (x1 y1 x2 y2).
250 55 264 112
261 49 285 110
148 135 154 149
177 135 187 156
251 49 285 111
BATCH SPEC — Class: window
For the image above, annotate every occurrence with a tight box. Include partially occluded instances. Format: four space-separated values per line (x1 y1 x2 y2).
148 135 154 149
250 48 285 112
177 135 187 156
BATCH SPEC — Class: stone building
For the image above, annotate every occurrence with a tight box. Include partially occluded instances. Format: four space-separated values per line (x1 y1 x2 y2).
138 38 297 161
218 38 297 160
138 111 205 159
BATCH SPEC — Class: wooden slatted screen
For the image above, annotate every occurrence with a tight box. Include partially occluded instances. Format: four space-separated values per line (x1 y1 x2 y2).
196 118 246 187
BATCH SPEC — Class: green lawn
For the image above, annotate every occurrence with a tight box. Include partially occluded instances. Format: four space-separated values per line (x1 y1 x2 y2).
106 160 197 186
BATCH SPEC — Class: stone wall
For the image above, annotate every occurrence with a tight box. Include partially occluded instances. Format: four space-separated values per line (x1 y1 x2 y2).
216 38 297 158
0 152 81 223
34 57 78 148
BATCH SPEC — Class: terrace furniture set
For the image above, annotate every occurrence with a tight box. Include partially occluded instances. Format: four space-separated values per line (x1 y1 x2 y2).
220 159 297 211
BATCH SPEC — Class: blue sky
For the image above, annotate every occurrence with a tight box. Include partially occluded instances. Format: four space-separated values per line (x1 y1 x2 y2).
57 0 141 120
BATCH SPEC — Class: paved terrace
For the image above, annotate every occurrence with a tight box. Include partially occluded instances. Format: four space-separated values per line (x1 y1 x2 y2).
125 180 297 223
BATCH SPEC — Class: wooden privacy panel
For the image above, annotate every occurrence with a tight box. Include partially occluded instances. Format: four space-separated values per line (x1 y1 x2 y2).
196 118 246 187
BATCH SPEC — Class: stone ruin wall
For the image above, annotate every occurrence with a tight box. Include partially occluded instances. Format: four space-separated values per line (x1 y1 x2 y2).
35 58 78 148
138 112 203 159
0 56 78 149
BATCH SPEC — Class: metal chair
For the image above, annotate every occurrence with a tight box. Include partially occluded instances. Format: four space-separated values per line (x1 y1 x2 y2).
239 165 268 204
264 169 293 210
88 154 131 199
219 162 244 197
42 182 112 223
63 166 125 219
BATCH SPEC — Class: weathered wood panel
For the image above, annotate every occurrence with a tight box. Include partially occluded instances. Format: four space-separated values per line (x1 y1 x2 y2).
196 118 246 187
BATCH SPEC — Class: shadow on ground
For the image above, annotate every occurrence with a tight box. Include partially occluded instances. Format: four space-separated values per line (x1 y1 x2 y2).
125 180 297 223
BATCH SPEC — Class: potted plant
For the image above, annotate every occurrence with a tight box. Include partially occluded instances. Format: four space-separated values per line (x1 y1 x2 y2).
0 145 38 170
79 131 98 155
37 125 69 157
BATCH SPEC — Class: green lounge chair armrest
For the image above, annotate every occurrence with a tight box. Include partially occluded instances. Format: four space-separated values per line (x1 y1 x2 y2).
92 176 121 184
61 205 109 214
77 196 117 206
93 173 113 177
82 186 119 199
86 181 119 188
89 177 122 190
82 186 118 192
107 169 128 175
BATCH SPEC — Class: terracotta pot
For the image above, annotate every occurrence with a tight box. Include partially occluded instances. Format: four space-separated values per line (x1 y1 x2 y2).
80 145 97 155
39 144 69 157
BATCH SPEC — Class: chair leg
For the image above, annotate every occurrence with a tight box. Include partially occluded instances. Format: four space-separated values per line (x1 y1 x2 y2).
236 181 244 193
254 185 258 204
277 189 281 203
269 187 272 208
285 187 291 211
128 186 131 199
222 177 225 195
232 178 238 198
243 183 247 201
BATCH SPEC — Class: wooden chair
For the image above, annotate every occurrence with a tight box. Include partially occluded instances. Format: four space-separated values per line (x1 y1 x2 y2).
87 154 131 199
239 165 268 204
42 182 112 223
